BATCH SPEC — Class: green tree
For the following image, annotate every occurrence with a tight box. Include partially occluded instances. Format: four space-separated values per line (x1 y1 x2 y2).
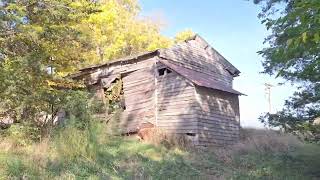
0 0 195 136
254 0 320 137
80 0 172 64
0 0 175 134
0 0 97 125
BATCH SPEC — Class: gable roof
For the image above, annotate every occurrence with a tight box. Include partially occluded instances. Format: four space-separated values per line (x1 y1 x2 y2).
73 34 240 71
186 35 240 76
68 34 240 83
160 59 244 95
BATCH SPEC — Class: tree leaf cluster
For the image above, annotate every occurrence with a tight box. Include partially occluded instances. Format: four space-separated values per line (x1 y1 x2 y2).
255 0 320 139
0 0 190 132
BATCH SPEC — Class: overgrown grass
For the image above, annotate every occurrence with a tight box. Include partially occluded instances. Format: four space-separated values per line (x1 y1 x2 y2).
0 124 320 179
222 129 320 179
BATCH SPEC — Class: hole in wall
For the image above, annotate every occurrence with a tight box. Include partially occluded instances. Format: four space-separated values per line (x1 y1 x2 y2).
158 68 166 76
186 133 196 137
158 68 172 76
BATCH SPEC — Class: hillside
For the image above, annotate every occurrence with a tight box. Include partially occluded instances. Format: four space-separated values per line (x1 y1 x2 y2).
1 124 319 180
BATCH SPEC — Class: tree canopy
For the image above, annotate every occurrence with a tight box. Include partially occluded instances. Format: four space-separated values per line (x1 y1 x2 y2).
255 0 320 137
0 0 97 124
80 0 172 65
0 0 187 131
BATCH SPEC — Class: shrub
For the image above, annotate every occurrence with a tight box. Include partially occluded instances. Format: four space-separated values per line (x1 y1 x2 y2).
1 123 40 146
60 90 92 129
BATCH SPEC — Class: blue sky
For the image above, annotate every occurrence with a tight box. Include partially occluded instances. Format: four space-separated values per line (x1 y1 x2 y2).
140 0 295 128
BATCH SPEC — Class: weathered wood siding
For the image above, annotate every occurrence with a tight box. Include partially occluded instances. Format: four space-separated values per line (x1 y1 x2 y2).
119 60 156 133
187 35 240 76
84 55 156 85
159 40 234 87
195 87 240 146
83 57 157 133
155 62 198 144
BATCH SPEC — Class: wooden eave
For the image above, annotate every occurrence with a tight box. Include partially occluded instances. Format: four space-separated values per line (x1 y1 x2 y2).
79 50 159 71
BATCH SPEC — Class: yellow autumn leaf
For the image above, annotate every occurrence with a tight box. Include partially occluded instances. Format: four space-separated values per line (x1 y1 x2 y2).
302 32 308 43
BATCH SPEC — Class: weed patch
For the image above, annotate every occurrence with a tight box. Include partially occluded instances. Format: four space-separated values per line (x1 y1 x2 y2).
0 126 319 179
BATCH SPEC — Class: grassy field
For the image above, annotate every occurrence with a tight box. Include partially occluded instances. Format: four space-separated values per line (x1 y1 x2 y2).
0 123 320 180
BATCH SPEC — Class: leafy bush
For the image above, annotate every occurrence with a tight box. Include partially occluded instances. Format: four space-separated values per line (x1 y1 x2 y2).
90 100 107 114
1 123 40 146
60 90 92 129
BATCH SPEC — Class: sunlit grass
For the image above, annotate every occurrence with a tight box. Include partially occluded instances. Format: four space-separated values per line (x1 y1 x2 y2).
0 125 320 179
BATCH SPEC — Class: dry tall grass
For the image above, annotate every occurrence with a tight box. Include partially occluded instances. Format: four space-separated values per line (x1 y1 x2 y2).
1 126 319 179
213 128 303 164
136 128 193 149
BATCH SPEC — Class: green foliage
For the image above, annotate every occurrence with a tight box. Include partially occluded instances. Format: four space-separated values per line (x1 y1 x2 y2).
230 144 320 179
2 123 40 146
105 109 122 136
0 0 195 135
1 125 320 179
0 0 98 128
90 100 107 114
54 123 91 162
0 89 96 139
79 0 173 64
46 120 203 179
5 157 26 178
0 0 173 131
60 90 92 129
254 0 320 138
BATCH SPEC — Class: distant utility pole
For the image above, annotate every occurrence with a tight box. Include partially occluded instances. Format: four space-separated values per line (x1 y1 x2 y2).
264 83 274 113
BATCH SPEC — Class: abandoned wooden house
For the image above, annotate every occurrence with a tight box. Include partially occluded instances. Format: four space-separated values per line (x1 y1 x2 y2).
71 34 243 146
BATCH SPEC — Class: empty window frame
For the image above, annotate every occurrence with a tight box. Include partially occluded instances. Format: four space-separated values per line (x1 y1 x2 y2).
158 68 172 76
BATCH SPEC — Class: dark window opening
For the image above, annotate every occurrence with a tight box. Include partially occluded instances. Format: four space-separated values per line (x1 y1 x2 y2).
158 68 166 76
186 133 196 137
158 68 172 76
